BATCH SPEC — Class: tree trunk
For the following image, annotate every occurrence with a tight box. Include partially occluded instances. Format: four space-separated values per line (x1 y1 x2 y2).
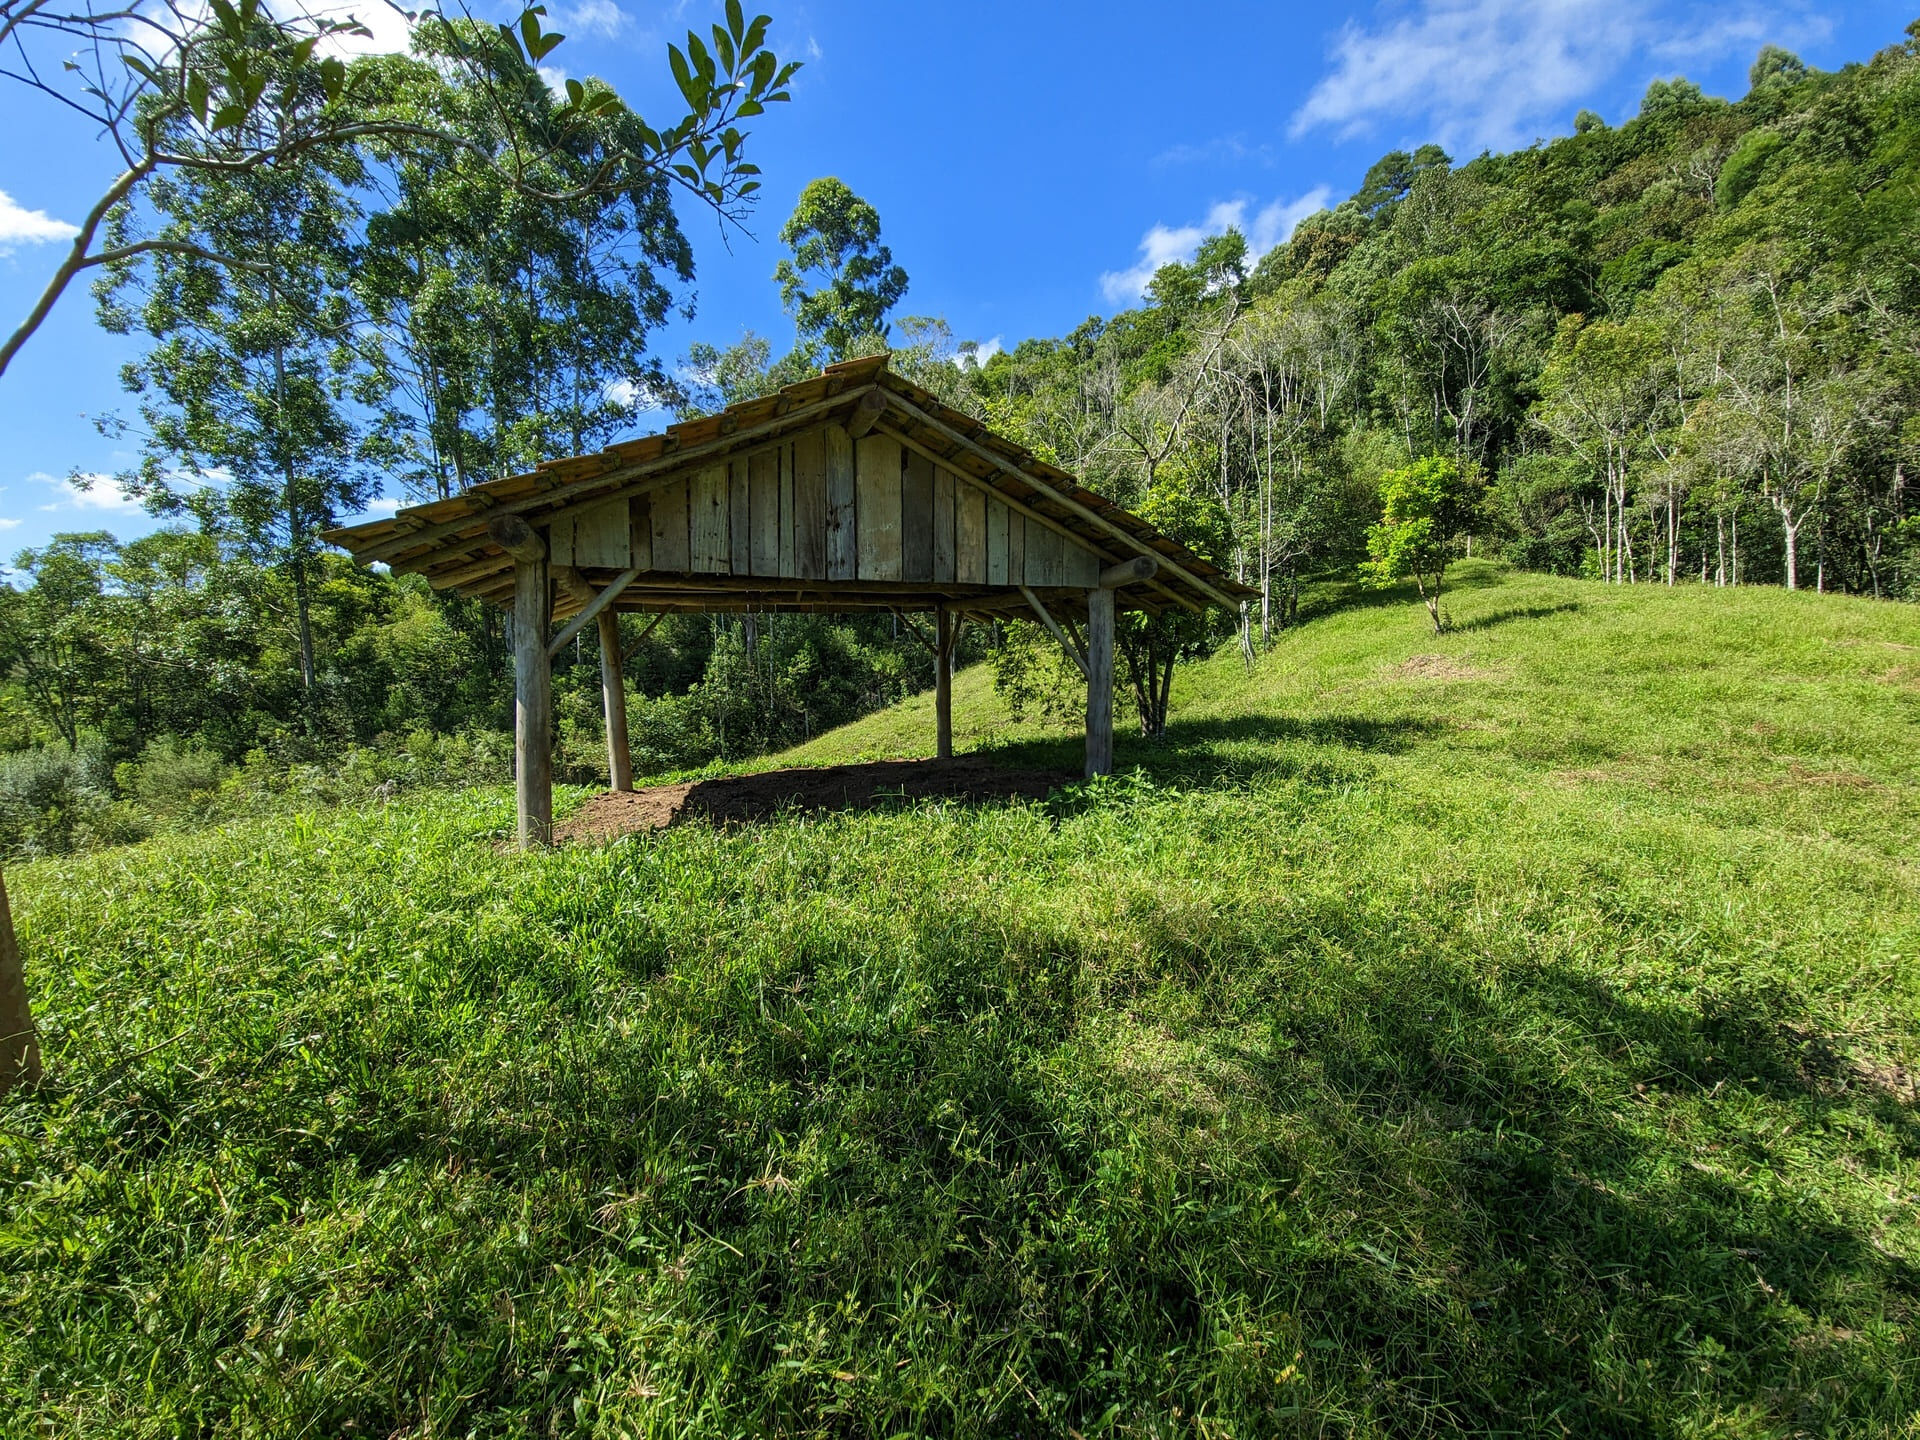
0 869 41 1098
511 554 553 848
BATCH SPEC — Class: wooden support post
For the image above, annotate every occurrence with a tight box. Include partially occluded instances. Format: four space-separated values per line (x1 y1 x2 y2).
0 869 41 1098
935 603 954 761
494 516 552 848
597 609 633 792
1086 585 1115 779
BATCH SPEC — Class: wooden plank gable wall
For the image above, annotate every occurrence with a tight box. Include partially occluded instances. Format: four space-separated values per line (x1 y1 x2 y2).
546 421 1102 590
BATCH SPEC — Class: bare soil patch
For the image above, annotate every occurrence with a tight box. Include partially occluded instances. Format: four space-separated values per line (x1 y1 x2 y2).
554 757 1075 845
1392 653 1499 682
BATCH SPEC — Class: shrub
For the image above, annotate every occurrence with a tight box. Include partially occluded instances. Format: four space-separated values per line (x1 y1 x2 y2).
120 736 227 821
0 744 146 858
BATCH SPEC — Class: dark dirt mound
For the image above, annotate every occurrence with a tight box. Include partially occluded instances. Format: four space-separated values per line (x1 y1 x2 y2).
553 757 1075 845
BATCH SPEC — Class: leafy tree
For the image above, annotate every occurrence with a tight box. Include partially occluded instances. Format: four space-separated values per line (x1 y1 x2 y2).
1749 45 1807 93
103 139 373 704
1353 144 1450 217
773 177 909 361
0 0 797 379
1361 456 1479 631
0 534 118 748
355 35 695 492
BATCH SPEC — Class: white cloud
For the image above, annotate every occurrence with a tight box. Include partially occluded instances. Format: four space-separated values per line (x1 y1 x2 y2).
1154 134 1276 170
1290 0 1828 153
1098 189 1332 306
29 470 143 513
0 190 79 254
297 0 414 59
957 336 1004 369
365 496 401 515
0 518 20 531
538 64 570 96
562 0 629 38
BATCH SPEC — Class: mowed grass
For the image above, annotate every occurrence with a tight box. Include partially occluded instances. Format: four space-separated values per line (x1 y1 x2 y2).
3 564 1918 1438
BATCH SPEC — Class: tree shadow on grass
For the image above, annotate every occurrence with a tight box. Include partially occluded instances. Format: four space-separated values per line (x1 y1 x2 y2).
98 860 1917 1438
330 896 1917 1435
1450 601 1583 632
966 713 1443 796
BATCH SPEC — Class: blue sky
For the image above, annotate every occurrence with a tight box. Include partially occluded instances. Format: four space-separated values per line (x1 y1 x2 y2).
0 0 1910 560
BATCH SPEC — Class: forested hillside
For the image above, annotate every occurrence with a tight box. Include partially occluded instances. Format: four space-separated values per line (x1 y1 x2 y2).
3 23 1919 858
941 30 1920 630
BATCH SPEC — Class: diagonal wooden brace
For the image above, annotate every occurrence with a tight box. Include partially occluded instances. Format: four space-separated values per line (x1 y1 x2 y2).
1020 585 1089 680
547 565 643 659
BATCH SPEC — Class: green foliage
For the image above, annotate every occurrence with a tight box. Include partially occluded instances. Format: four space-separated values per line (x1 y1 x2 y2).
774 177 910 361
1362 457 1479 631
4 570 1917 1433
0 744 143 858
1717 128 1786 209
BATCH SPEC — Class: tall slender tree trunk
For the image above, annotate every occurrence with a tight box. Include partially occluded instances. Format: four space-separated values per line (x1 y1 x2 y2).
270 283 317 697
0 869 41 1098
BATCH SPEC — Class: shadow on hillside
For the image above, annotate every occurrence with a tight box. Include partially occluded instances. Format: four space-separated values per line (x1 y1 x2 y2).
1288 559 1518 628
1451 601 1582 632
966 713 1443 795
301 889 1920 1433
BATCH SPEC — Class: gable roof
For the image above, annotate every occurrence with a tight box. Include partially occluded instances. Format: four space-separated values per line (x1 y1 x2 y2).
323 354 1252 617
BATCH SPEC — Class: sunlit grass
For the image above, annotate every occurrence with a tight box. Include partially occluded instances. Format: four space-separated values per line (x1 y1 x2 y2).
4 565 1918 1436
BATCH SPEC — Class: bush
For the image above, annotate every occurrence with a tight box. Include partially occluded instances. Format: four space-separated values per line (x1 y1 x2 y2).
0 744 146 858
119 737 227 821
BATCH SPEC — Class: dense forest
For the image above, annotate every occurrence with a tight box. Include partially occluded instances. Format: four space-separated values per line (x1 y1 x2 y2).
3 16 1918 855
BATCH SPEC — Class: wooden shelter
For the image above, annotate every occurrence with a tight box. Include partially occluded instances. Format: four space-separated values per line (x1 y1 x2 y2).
324 355 1252 847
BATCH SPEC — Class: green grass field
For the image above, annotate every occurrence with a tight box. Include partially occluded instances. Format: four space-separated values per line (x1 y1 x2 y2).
4 564 1918 1437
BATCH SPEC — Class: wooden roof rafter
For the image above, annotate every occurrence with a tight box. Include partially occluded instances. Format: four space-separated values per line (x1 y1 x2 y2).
323 354 1254 619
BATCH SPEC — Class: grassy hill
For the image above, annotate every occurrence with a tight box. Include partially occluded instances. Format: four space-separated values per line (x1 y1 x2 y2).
4 565 1918 1437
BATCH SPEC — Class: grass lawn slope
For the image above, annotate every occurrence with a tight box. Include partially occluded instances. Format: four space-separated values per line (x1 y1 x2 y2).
4 564 1918 1437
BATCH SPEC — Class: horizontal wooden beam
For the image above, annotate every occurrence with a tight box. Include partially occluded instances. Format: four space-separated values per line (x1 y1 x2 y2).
847 387 888 438
487 514 546 564
1100 554 1159 588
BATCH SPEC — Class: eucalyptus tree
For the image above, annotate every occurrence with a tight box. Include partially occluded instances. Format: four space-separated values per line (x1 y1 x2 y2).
102 117 372 703
1534 317 1665 581
0 0 801 379
355 30 696 495
774 177 909 362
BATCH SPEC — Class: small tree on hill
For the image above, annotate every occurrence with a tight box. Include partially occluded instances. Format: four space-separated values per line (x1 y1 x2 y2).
1361 455 1478 632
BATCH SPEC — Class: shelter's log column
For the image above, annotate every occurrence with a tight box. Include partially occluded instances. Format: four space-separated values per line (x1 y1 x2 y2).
1086 585 1115 778
597 611 633 792
935 603 954 760
492 515 552 848
1084 557 1152 779
0 868 40 1097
